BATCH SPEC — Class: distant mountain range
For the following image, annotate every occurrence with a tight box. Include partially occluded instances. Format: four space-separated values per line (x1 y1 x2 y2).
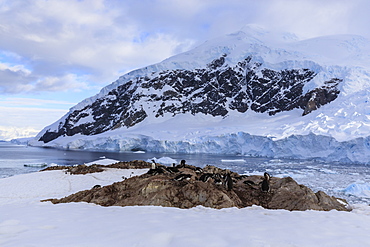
31 25 370 163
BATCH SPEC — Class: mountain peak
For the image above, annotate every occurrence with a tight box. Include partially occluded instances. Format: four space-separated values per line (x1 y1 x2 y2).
31 28 370 163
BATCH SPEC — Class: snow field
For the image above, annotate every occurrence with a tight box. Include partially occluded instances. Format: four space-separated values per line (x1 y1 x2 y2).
1 165 370 246
0 167 148 205
2 203 370 247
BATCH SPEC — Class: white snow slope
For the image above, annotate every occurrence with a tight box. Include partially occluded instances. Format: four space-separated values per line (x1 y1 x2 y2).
31 26 370 163
2 164 370 247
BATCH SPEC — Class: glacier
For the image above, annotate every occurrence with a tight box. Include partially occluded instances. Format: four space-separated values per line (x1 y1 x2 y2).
29 26 370 164
29 128 370 164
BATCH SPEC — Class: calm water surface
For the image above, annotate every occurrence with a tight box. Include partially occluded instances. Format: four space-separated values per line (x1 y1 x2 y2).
0 142 271 178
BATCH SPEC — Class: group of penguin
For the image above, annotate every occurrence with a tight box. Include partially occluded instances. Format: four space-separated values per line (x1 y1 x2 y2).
149 159 271 193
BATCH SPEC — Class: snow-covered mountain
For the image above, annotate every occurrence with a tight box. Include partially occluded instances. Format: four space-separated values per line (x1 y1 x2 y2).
31 26 370 163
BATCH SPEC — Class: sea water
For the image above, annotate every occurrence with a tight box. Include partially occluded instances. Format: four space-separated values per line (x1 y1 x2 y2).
0 142 272 178
1 142 370 205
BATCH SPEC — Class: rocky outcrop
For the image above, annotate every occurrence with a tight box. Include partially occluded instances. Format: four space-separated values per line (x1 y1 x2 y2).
38 55 341 143
41 160 152 174
44 162 349 211
41 164 104 174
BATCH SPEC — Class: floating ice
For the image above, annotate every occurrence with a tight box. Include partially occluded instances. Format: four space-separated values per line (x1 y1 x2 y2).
85 158 120 166
342 183 370 198
148 157 178 165
221 159 246 163
23 163 47 168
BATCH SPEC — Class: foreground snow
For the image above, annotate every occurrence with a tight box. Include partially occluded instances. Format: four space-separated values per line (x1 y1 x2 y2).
1 165 370 246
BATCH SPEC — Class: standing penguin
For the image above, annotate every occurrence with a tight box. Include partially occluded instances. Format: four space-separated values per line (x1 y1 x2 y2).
224 170 233 191
261 172 271 192
151 160 157 169
179 160 186 168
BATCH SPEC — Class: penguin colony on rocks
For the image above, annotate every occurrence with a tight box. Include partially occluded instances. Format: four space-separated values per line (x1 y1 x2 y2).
46 160 350 211
146 160 271 193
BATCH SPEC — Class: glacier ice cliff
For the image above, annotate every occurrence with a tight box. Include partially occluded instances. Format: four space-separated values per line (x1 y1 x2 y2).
29 132 370 164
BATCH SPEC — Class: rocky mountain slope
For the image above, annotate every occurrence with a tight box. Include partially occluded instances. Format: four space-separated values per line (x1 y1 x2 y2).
31 26 370 163
38 54 340 143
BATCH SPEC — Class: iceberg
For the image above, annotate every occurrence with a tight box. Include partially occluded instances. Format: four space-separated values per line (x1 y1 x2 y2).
342 183 370 198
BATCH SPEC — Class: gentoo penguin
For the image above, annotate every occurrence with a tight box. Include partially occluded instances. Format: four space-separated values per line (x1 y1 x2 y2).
261 172 271 192
243 180 255 186
165 166 179 173
178 160 186 168
224 170 233 191
195 167 203 174
199 173 212 182
174 174 192 181
147 167 165 175
151 160 157 169
213 173 223 185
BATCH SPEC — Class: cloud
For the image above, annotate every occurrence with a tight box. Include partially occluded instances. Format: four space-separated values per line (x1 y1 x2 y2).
0 105 67 129
0 0 370 95
255 0 355 39
0 96 75 139
0 0 198 94
0 62 35 93
0 62 90 93
34 74 91 93
0 125 40 141
0 97 75 107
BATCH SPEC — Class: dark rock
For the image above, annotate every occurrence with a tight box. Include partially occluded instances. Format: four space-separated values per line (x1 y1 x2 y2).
301 78 341 116
44 163 350 211
40 165 69 172
40 160 152 174
41 164 105 175
66 164 104 175
104 160 152 169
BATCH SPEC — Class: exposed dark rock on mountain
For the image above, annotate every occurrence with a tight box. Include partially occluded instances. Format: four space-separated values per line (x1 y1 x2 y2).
301 78 341 116
39 55 341 143
44 162 349 211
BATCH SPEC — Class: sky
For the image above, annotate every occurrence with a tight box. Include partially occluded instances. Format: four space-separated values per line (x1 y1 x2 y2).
1 0 370 140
